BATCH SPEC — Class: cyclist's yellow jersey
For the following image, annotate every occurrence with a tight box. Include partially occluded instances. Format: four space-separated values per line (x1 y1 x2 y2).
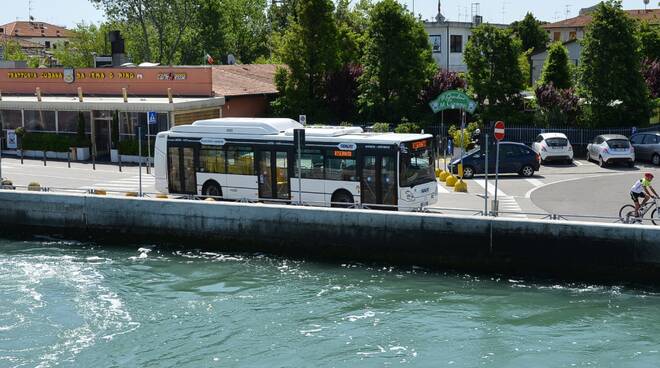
631 179 651 193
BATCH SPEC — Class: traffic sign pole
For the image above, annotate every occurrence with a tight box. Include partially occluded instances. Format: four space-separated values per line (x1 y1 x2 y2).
492 121 505 216
484 133 489 216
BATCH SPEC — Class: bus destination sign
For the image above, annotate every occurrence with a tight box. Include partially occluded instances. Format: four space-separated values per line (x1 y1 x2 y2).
411 140 428 150
333 150 353 157
200 138 226 146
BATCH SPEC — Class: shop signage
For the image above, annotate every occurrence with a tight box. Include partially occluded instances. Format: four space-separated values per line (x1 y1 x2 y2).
7 130 17 149
5 70 186 82
429 90 478 114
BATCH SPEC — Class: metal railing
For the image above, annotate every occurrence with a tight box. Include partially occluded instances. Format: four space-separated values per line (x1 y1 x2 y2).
1 183 652 225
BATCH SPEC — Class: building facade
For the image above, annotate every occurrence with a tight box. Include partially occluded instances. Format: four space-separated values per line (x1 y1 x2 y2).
0 66 224 160
424 1 507 72
0 21 72 51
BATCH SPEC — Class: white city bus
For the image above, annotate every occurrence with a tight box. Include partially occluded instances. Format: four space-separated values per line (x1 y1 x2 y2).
154 118 438 211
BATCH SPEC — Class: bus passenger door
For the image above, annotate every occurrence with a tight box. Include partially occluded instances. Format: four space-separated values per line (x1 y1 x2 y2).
361 153 397 209
168 145 197 195
258 150 291 201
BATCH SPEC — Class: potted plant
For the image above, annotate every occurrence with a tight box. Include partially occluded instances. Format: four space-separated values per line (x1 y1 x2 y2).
110 110 120 162
70 112 90 161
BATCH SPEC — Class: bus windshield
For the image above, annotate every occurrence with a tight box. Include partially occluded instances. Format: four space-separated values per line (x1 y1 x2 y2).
400 141 435 188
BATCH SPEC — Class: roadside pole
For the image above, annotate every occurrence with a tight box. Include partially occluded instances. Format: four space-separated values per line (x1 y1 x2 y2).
294 128 304 205
494 140 500 216
484 133 489 215
459 110 465 177
138 126 143 197
297 138 302 205
0 133 3 180
147 122 151 175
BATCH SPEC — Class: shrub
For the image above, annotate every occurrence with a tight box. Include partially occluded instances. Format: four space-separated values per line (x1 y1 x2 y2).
371 122 390 132
118 139 152 156
448 122 480 150
394 122 421 134
21 133 73 152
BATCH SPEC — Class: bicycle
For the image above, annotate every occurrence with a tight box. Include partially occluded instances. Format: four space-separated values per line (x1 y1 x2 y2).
619 197 660 225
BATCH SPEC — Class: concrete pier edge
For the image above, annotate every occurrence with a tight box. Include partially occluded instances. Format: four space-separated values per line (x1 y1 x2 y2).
1 190 660 283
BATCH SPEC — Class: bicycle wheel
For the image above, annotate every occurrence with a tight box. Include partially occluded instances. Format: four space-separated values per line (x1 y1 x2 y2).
619 204 636 223
652 208 660 225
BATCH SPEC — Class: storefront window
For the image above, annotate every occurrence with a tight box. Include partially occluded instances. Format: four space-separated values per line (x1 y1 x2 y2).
0 110 22 130
119 112 169 139
58 111 90 133
24 110 56 132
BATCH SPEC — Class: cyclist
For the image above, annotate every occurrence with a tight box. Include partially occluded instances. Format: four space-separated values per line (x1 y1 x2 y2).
630 172 658 217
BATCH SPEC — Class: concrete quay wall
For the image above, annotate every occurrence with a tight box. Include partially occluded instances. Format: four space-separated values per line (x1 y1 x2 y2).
1 191 660 283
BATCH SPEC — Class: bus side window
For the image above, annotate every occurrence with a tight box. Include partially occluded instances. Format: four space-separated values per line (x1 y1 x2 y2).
299 150 324 179
200 148 226 173
326 156 357 181
227 146 254 175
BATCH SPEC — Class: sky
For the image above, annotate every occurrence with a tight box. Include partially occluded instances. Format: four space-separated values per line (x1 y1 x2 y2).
0 0 657 28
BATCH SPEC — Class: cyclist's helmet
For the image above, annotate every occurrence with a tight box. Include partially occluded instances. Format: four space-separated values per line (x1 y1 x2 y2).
645 172 654 180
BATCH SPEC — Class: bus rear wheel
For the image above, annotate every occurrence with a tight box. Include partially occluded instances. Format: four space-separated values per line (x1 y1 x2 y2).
331 191 354 208
202 181 222 199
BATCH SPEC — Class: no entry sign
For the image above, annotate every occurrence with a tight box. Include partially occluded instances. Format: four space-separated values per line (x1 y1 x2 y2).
494 121 505 141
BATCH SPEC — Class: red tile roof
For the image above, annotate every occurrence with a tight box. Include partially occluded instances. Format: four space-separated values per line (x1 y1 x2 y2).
0 34 44 49
0 21 72 38
544 8 660 29
212 64 280 97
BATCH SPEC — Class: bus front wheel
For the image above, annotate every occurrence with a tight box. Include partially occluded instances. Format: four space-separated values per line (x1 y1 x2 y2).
331 190 354 208
202 181 223 199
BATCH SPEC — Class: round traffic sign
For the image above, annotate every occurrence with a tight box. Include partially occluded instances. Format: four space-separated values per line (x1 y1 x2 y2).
494 121 505 141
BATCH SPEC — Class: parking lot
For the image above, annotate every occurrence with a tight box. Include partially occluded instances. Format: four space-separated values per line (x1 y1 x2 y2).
432 158 660 222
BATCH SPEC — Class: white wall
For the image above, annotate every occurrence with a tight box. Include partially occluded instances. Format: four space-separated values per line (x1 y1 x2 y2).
426 23 473 72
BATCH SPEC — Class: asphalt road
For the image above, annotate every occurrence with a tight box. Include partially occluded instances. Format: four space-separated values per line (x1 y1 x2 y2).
2 155 659 223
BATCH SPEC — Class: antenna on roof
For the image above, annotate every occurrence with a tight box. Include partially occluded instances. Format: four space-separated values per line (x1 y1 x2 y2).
565 4 572 19
28 0 34 22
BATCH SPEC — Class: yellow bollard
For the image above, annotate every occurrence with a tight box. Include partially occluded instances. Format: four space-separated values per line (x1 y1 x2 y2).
445 174 457 187
435 168 442 178
454 179 468 192
125 192 138 197
93 189 107 196
27 182 41 191
204 197 216 202
156 194 169 199
438 171 449 182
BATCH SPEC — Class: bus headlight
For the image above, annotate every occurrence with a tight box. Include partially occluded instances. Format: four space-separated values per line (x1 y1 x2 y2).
405 190 415 201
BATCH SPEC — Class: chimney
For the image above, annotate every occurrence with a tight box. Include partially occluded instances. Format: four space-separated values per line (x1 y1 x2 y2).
108 30 127 67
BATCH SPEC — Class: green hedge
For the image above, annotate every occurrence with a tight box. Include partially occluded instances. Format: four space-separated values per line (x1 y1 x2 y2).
118 139 153 157
21 133 74 152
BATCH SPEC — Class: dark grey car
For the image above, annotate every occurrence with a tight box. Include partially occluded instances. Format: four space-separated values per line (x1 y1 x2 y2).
630 132 660 165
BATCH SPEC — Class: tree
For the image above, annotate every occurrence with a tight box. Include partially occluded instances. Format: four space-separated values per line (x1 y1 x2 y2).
1 39 28 62
358 0 435 123
540 42 572 89
535 83 579 125
638 21 660 61
326 64 363 122
511 12 549 54
221 0 269 63
464 24 525 119
642 59 660 99
90 0 153 62
273 0 340 120
419 70 467 105
580 0 650 127
53 22 111 68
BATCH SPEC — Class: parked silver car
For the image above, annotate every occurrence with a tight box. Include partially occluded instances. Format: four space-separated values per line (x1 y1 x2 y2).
630 132 660 166
586 134 635 168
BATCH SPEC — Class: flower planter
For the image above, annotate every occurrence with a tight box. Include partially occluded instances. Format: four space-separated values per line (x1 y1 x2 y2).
119 154 149 164
74 147 90 161
111 149 120 163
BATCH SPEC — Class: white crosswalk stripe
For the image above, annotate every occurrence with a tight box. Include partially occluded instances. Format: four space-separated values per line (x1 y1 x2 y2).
471 179 527 218
80 175 155 193
472 179 507 197
437 182 450 194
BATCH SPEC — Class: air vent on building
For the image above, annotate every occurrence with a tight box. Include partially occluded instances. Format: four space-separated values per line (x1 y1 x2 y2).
473 15 483 25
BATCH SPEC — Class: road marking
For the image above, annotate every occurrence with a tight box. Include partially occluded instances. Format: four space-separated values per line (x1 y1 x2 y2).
80 175 156 192
472 179 507 197
524 171 634 199
436 183 450 194
498 196 527 218
574 160 584 166
525 178 544 187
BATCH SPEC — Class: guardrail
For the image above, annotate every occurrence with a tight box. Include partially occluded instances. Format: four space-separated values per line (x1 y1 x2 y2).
0 182 648 225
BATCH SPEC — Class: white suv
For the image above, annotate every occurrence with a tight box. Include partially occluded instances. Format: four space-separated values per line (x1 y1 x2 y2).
532 133 574 164
586 134 635 168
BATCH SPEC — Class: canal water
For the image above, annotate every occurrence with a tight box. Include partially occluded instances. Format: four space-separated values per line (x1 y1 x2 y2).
1 238 659 368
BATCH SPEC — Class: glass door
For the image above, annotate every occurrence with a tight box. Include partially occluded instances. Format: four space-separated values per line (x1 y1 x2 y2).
168 145 197 195
258 150 291 200
92 111 112 160
361 152 397 209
